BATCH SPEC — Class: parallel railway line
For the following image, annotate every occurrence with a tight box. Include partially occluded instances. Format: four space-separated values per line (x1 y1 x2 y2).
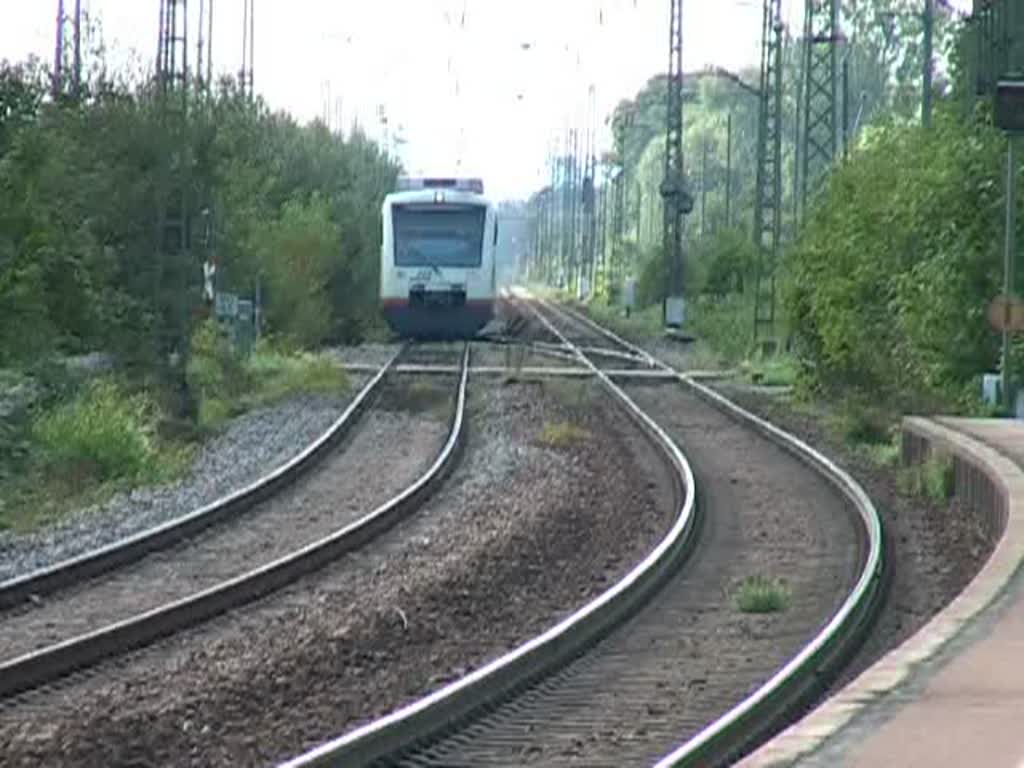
0 344 471 698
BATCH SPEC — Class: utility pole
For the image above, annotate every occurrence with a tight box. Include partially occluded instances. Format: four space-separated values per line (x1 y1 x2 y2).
561 131 573 289
197 0 207 92
207 0 213 86
546 143 557 284
753 0 784 347
569 127 580 294
241 0 254 99
725 112 733 228
661 0 693 328
611 168 625 298
923 0 934 128
793 33 803 232
54 0 65 99
700 136 709 237
842 53 850 158
72 0 82 99
582 152 596 297
597 166 609 295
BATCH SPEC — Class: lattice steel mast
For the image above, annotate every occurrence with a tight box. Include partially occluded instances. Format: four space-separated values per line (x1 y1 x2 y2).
660 0 693 327
752 0 785 345
801 0 839 211
53 0 84 99
156 0 194 416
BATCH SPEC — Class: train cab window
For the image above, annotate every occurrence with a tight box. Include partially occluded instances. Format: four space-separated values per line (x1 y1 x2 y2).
393 204 485 267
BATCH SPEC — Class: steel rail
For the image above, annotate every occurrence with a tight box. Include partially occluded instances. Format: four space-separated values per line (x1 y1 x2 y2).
339 363 676 379
279 304 699 768
0 346 407 611
0 345 472 698
539 296 886 767
279 292 883 767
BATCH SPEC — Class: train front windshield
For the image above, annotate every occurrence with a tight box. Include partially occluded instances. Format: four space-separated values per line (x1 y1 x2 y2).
393 204 485 268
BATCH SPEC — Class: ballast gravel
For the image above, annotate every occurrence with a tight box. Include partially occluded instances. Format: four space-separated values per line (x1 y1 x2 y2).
0 378 677 768
0 387 366 584
0 389 449 661
327 342 403 368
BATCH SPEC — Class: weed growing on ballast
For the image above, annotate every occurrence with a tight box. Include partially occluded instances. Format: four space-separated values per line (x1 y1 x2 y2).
734 575 790 614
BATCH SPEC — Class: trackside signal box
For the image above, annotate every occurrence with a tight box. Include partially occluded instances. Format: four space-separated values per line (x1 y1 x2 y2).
996 80 1024 133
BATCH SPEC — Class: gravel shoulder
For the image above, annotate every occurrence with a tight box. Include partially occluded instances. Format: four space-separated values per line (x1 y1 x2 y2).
0 377 450 661
0 378 676 768
0 383 369 583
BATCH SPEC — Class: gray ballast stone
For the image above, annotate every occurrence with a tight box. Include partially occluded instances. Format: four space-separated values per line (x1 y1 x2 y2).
0 390 363 584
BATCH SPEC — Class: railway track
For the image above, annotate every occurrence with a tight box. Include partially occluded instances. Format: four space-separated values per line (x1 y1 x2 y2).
0 343 471 698
280 294 884 768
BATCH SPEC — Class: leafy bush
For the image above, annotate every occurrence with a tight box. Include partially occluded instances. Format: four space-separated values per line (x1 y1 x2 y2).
188 319 249 397
688 294 754 364
0 60 398 378
832 397 894 446
784 107 1006 408
31 378 158 484
254 196 337 348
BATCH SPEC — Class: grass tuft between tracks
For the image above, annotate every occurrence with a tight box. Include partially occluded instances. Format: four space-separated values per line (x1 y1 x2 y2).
539 420 590 449
734 575 790 614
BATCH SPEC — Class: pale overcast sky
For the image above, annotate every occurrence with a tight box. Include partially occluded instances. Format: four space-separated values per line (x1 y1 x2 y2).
1 1 970 200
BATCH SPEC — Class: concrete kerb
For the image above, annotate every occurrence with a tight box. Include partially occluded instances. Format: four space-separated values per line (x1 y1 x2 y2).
737 416 1024 767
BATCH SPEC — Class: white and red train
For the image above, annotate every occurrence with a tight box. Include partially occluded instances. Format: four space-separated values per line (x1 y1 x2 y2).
380 177 498 339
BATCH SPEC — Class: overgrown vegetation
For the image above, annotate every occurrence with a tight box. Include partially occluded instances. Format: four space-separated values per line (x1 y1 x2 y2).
32 379 160 483
187 320 350 430
0 40 392 530
734 575 790 614
542 9 1006 438
0 54 397 373
1 378 192 532
0 327 350 533
786 108 1006 412
899 453 956 501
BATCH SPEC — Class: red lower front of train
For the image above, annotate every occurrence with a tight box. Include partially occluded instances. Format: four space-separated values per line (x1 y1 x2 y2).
381 295 495 339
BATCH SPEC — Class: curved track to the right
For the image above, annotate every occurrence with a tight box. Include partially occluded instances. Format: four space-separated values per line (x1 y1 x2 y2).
281 295 883 768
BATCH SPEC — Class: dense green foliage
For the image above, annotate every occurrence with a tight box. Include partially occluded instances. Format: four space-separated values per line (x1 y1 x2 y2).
32 378 159 484
187 320 350 430
547 5 1012 414
785 109 1006 408
0 57 397 372
0 49 390 529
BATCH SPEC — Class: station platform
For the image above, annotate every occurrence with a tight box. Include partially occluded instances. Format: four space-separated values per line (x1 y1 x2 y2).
739 417 1024 768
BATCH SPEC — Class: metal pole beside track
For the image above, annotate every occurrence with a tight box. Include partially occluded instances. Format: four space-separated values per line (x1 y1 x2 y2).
1003 134 1018 412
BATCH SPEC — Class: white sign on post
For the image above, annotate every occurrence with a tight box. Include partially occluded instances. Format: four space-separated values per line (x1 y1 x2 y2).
215 291 239 319
666 296 686 328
